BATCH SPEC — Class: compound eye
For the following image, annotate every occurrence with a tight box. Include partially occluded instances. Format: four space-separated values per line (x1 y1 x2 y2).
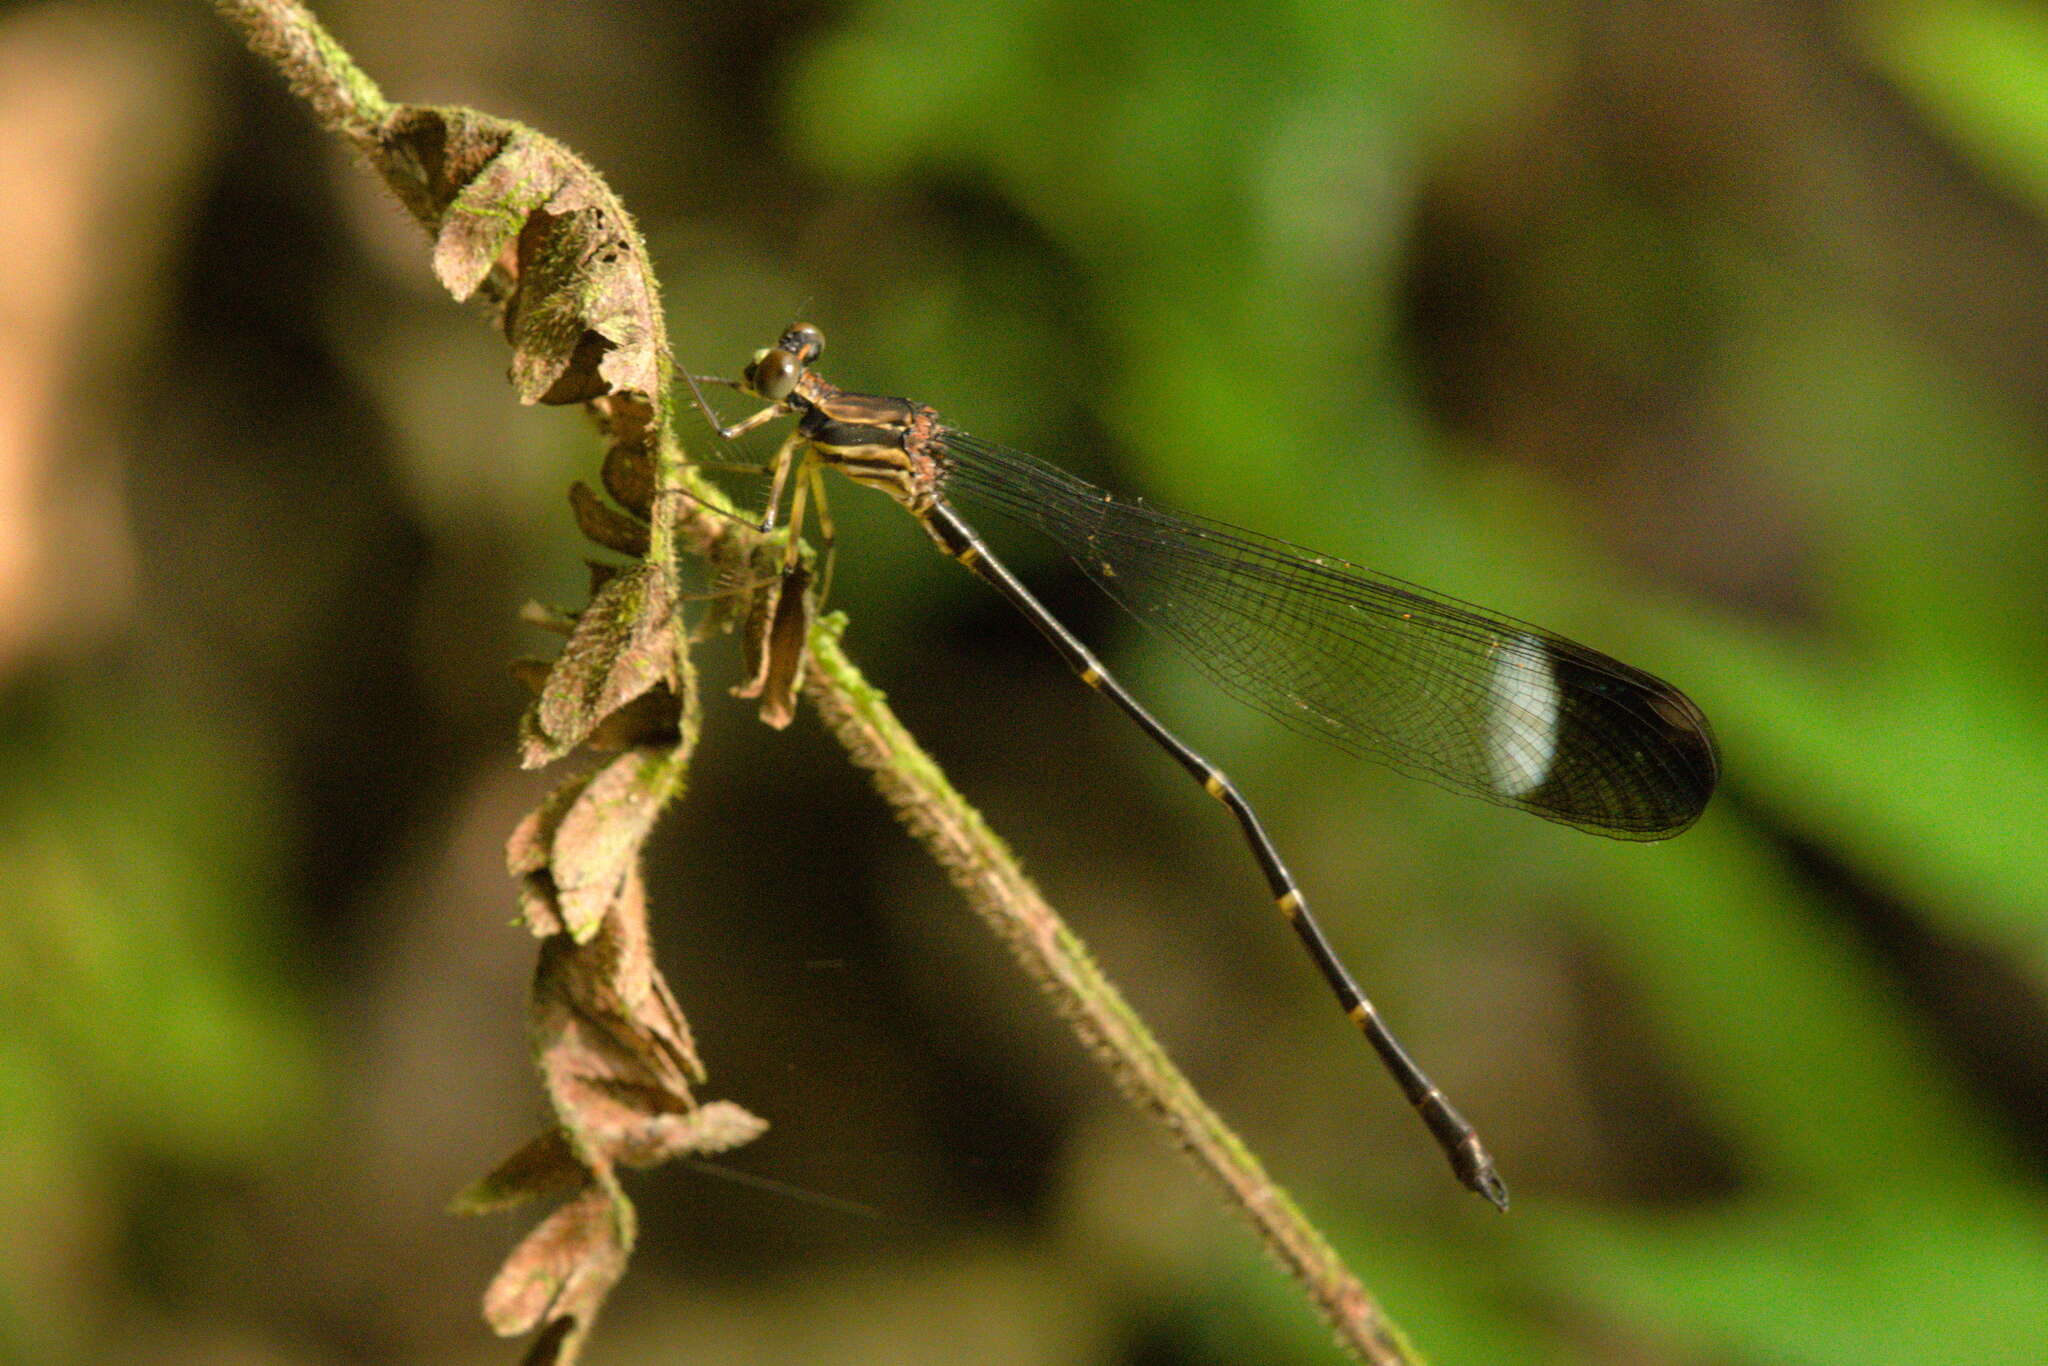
782 322 825 364
747 347 801 402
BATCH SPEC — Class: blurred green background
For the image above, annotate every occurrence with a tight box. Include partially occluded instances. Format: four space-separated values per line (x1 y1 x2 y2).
6 0 2048 1361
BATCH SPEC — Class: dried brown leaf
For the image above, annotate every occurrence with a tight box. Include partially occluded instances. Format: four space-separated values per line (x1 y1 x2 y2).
502 205 660 406
482 1186 629 1350
599 437 653 521
733 563 811 729
518 602 578 636
507 772 596 878
533 864 701 1089
549 749 669 941
518 872 566 939
607 1100 769 1167
684 1099 772 1154
581 686 680 752
451 1129 585 1215
376 107 666 409
517 707 557 772
323 93 747 1366
374 106 518 260
637 943 704 1087
600 949 705 1099
568 481 648 558
524 563 676 768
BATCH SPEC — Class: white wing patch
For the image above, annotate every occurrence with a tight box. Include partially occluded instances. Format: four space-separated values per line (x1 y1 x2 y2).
1486 634 1562 798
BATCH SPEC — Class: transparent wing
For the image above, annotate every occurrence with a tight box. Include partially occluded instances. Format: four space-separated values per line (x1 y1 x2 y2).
933 430 1719 839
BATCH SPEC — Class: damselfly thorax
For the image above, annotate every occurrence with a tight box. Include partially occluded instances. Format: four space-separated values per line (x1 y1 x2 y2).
785 380 946 513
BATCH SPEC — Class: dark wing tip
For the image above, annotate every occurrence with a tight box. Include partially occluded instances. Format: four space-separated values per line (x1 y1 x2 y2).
1523 648 1720 841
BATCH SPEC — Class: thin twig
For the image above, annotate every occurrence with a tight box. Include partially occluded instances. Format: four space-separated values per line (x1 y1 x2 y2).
210 2 1423 1360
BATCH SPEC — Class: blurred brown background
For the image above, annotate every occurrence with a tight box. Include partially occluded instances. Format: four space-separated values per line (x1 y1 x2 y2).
6 0 2048 1362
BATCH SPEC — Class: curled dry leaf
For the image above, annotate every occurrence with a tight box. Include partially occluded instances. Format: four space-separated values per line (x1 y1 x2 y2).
733 562 813 730
606 1099 769 1167
599 439 653 521
518 627 680 757
476 751 765 1363
568 481 648 558
474 865 764 1193
517 874 567 940
481 1186 629 1346
517 602 579 636
374 106 666 408
685 1098 773 1154
507 772 595 880
533 863 703 1096
580 687 681 753
464 857 767 1363
524 562 676 769
356 92 775 1366
451 1129 584 1216
507 771 594 938
548 749 672 942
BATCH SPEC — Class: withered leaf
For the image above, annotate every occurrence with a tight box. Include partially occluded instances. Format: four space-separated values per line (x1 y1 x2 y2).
532 864 702 1088
568 480 648 558
502 192 659 404
637 943 703 1087
732 562 812 729
518 598 579 634
481 1186 628 1344
684 1099 772 1154
599 438 654 521
507 771 596 879
378 106 665 407
549 749 670 941
508 772 600 938
517 707 557 773
373 106 516 253
518 872 566 939
524 563 676 768
595 866 703 1088
607 1100 769 1168
451 1129 584 1216
581 685 680 753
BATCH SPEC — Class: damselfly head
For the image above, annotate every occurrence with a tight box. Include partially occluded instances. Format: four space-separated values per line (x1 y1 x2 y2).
741 324 825 402
779 322 825 364
744 346 802 401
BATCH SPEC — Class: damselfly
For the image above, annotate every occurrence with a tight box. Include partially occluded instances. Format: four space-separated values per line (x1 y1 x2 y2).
688 324 1720 1207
